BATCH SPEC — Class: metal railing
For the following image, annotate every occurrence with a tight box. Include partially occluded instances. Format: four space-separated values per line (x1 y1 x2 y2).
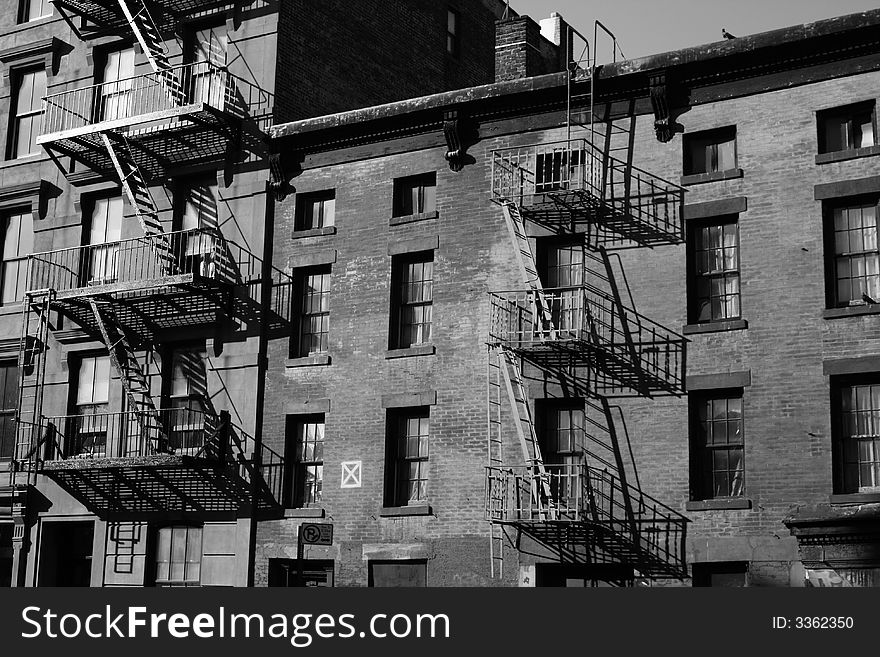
27 228 261 295
491 139 684 245
43 407 215 459
40 62 233 138
486 464 687 573
489 286 686 393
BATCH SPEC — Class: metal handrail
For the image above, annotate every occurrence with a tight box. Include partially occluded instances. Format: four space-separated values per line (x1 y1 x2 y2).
40 61 233 137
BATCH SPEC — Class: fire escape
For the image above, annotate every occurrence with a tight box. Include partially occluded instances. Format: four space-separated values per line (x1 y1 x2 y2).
486 24 690 585
7 0 284 548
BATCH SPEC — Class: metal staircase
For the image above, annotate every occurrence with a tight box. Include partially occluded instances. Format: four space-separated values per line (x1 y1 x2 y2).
485 20 689 585
88 298 168 453
116 0 183 103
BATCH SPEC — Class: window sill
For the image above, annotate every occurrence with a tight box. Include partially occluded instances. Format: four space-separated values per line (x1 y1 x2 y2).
682 319 748 335
823 304 880 319
283 508 326 519
815 145 880 165
385 344 435 359
829 493 880 505
0 15 59 37
285 354 331 368
379 505 432 517
390 210 439 227
686 498 752 511
0 303 23 316
0 154 45 170
680 168 743 186
291 226 336 239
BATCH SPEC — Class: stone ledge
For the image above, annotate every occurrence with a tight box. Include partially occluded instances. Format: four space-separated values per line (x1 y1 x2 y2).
823 304 880 319
686 498 752 511
379 505 432 517
682 319 748 335
680 168 743 186
285 354 331 368
816 144 880 165
291 226 336 239
390 210 439 226
283 508 326 519
385 344 435 359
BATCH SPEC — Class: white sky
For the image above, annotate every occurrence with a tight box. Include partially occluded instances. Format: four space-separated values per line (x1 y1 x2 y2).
511 0 880 59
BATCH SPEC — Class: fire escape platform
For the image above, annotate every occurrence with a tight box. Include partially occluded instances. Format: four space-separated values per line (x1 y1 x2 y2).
40 456 255 519
54 0 235 31
40 109 237 182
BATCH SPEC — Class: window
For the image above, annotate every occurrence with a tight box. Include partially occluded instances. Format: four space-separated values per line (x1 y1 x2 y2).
826 199 880 307
833 377 880 494
1 212 33 304
535 146 585 193
390 253 433 349
295 191 336 231
369 560 427 587
185 22 227 107
385 408 429 507
154 526 202 587
97 46 135 123
283 415 324 509
174 179 219 277
538 239 584 336
70 356 111 456
268 559 334 587
8 68 46 159
538 402 584 509
692 562 749 587
165 348 208 453
393 173 436 217
446 8 460 57
0 364 18 461
84 196 122 286
689 391 744 500
818 102 876 154
687 218 741 323
293 267 331 357
18 0 51 23
683 126 737 176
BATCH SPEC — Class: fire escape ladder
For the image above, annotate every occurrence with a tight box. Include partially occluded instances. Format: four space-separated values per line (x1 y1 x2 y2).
87 298 168 453
487 347 507 579
12 291 54 482
116 0 183 103
496 347 556 521
499 200 556 339
101 133 177 276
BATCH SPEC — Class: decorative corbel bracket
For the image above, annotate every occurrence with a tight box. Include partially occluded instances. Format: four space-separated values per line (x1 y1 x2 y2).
444 109 471 172
0 179 58 221
269 149 290 201
650 72 674 143
0 37 72 86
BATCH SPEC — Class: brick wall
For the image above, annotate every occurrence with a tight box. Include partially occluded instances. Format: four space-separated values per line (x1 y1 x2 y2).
274 0 506 124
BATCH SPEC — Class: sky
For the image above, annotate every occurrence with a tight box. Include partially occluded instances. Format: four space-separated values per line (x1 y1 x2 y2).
510 0 880 60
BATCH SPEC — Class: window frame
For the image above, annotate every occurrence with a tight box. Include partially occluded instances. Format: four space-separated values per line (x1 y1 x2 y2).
686 216 742 324
68 354 112 457
831 374 880 495
824 196 880 308
817 101 877 155
17 0 52 24
688 389 746 501
292 265 331 358
294 190 336 232
683 126 738 176
283 414 325 509
1 209 34 305
446 8 460 58
385 407 430 507
7 66 47 161
153 525 203 588
392 172 437 218
0 362 19 461
389 251 434 350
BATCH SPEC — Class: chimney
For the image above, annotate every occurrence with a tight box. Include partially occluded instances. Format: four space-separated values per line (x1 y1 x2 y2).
495 15 567 83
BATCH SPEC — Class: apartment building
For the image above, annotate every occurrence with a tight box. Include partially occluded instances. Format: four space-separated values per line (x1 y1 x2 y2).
262 9 880 587
0 0 509 588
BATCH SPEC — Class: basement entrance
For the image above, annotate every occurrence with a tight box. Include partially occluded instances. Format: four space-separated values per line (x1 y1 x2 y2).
38 521 94 586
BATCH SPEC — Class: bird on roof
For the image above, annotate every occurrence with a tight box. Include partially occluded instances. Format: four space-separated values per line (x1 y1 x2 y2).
722 28 736 40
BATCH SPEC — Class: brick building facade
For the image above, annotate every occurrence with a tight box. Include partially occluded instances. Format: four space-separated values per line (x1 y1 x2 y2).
0 0 508 588
263 9 880 587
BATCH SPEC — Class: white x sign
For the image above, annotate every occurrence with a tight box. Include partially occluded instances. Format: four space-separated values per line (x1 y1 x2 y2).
341 461 362 489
